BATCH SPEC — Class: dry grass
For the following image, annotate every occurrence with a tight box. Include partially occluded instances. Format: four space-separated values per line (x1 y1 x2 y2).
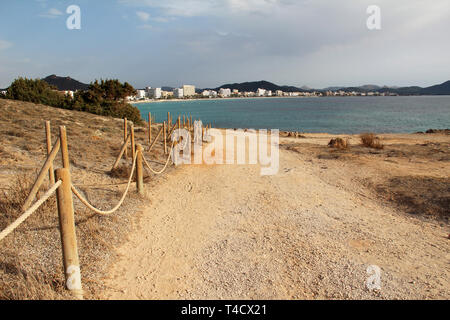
370 176 450 221
0 174 69 300
328 138 349 149
109 165 132 179
0 99 172 300
360 133 384 149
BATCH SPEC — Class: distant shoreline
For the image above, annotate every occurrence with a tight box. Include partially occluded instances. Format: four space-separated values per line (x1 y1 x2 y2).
129 96 311 105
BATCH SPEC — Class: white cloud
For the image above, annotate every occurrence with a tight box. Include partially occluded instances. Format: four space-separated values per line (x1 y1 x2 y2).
0 40 13 51
136 11 150 21
39 8 64 18
119 0 284 17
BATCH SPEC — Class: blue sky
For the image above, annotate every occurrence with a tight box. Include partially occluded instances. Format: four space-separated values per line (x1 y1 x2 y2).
0 0 449 89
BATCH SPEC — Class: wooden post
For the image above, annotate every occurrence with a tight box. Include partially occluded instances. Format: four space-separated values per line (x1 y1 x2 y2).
163 121 167 154
136 144 144 196
183 115 186 128
148 125 163 152
131 123 135 160
124 118 128 159
45 121 55 184
22 139 61 211
178 116 181 131
111 135 131 171
59 126 70 169
148 113 152 146
55 168 83 300
167 112 170 137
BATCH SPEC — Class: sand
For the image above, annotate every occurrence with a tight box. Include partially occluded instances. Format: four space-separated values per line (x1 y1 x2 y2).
103 133 449 300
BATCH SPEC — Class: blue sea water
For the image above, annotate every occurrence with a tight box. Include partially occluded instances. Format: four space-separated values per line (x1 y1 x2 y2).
135 96 450 134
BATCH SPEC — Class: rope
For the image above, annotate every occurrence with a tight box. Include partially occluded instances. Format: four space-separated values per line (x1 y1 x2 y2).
72 139 177 214
71 152 138 215
142 142 175 175
0 180 62 242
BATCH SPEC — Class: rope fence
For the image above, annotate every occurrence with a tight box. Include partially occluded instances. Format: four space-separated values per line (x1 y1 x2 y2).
0 180 62 242
0 113 205 300
71 151 138 216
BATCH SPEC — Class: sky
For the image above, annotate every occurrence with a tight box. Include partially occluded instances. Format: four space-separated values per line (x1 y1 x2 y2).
0 0 449 89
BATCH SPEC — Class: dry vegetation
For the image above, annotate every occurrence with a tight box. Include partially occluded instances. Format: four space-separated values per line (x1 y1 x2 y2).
281 132 450 223
360 133 384 149
0 99 172 299
328 138 349 149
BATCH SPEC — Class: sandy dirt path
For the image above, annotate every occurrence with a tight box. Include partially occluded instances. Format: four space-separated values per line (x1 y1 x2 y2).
103 144 449 300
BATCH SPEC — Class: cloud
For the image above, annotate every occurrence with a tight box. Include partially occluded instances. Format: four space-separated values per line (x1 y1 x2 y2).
119 0 284 17
136 11 150 21
39 8 64 18
0 40 13 51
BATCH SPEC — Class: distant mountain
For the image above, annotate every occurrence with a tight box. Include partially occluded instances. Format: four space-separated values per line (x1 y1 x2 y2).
210 80 305 93
322 81 450 95
42 75 89 91
421 80 450 95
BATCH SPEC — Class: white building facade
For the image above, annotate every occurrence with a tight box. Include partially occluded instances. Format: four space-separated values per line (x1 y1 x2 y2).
148 87 162 99
136 90 147 99
219 88 231 97
173 88 184 98
183 85 196 97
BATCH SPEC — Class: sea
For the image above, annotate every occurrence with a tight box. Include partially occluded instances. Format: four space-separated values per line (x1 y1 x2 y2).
134 96 450 134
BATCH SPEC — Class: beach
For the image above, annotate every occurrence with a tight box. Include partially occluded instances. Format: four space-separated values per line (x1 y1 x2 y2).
1 97 448 299
103 131 449 299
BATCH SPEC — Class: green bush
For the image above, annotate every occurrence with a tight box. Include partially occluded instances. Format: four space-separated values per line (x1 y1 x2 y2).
4 78 142 125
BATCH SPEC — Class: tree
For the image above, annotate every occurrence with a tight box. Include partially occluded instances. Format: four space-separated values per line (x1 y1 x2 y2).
4 77 143 125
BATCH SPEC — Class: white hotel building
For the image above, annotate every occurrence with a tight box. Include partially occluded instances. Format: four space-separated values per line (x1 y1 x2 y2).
219 88 231 97
136 89 147 100
173 88 184 98
148 87 162 99
183 85 196 97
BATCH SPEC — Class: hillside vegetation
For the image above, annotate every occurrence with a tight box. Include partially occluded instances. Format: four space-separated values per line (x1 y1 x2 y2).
0 99 169 299
1 78 142 124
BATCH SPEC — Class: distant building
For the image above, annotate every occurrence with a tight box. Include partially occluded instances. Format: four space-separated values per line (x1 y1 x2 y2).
265 90 272 97
161 91 174 99
219 88 231 97
64 91 74 98
257 88 266 97
202 90 218 98
136 90 147 99
182 85 196 97
148 88 162 99
275 90 283 97
173 88 184 98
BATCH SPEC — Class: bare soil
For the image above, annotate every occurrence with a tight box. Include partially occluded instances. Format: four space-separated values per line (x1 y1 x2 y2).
103 132 449 300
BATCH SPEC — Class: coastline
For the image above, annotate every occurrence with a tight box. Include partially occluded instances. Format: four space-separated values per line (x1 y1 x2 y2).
130 96 319 105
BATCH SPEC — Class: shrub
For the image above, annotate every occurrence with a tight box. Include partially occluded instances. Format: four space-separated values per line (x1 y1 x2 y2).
360 133 384 149
4 78 143 125
328 138 349 149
